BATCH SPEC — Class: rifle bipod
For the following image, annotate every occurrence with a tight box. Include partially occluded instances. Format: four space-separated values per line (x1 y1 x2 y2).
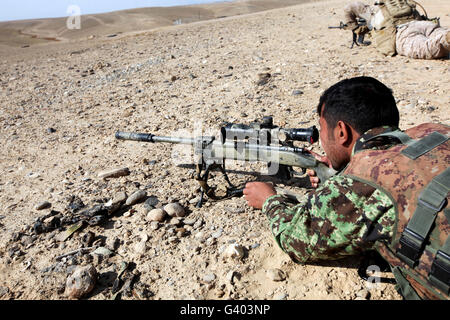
195 162 244 208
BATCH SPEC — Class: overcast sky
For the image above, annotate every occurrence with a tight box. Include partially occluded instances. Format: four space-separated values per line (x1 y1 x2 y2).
1 0 227 22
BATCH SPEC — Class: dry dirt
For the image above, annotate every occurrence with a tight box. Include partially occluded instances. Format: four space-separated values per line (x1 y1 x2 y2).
0 0 449 300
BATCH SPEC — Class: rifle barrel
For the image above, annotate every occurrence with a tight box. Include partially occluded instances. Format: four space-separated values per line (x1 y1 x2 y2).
115 131 195 144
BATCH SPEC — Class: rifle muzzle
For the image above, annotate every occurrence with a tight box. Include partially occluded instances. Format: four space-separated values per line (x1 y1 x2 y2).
115 131 155 142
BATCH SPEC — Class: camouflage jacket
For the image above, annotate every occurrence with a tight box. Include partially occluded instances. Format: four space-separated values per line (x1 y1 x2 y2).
262 126 401 263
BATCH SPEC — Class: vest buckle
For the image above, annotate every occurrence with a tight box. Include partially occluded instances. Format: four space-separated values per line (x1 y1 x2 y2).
396 228 424 267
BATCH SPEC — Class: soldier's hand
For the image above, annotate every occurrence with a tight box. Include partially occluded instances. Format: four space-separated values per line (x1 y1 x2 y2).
305 151 332 188
243 182 276 209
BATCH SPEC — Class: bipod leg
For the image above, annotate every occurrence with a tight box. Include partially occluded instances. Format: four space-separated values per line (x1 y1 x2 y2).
196 162 215 202
218 162 235 188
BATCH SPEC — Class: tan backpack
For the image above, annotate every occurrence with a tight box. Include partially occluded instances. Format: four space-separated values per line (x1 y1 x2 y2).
371 0 419 56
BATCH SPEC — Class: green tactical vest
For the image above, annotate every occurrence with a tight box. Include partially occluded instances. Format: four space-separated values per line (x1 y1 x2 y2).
343 123 450 300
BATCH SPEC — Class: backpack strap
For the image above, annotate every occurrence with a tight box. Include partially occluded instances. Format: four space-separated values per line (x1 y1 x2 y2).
392 267 422 300
428 208 450 294
372 130 416 146
354 129 416 154
396 168 450 267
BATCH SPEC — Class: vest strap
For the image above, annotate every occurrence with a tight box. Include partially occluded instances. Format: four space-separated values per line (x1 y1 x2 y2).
429 208 450 294
396 168 450 267
375 130 416 146
401 131 449 160
392 267 422 300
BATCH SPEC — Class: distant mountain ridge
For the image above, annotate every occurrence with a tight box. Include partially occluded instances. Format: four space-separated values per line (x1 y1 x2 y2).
0 0 313 47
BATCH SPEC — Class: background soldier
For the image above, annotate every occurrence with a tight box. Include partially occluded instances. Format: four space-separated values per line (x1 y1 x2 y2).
342 0 450 59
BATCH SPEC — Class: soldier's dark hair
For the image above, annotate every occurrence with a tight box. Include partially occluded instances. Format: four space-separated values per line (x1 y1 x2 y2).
317 76 399 135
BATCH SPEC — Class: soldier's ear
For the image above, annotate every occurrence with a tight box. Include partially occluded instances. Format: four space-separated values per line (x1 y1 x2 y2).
335 121 355 147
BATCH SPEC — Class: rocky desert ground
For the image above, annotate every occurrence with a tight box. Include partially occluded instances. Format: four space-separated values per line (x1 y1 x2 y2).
0 0 449 300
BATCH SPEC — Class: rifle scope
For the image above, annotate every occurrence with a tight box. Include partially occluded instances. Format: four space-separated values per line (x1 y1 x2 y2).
220 124 319 144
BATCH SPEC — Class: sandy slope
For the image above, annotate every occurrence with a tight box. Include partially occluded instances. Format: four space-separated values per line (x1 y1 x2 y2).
0 0 316 47
0 0 448 300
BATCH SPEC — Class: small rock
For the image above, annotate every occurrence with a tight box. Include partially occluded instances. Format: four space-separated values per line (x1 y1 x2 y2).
144 196 159 210
224 207 245 214
0 286 9 298
169 217 181 226
164 203 185 217
88 215 106 226
92 246 113 257
126 190 147 206
146 208 166 222
111 192 127 205
64 265 97 299
98 167 130 179
67 196 85 213
189 197 200 204
81 231 95 247
193 219 203 229
47 127 56 133
168 236 179 244
216 289 225 298
226 270 240 284
176 227 187 237
273 292 287 300
149 221 160 230
183 218 196 226
80 204 108 218
256 72 271 86
106 237 120 251
35 201 51 210
134 241 147 254
356 289 370 299
202 273 216 283
223 243 245 260
292 89 303 96
211 229 223 239
195 231 205 240
266 268 286 282
206 237 216 246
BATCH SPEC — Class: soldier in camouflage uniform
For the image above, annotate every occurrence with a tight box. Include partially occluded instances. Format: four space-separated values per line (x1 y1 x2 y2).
243 77 449 299
342 0 450 59
244 77 400 263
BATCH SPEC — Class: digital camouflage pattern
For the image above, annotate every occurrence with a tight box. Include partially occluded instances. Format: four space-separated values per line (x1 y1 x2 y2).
263 123 449 299
344 122 450 299
262 126 400 263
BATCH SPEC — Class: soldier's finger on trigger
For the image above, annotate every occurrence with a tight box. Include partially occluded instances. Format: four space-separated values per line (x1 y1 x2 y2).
306 169 316 176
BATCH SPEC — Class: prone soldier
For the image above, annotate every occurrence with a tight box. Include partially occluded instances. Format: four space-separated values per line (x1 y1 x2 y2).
243 76 449 299
341 0 450 59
